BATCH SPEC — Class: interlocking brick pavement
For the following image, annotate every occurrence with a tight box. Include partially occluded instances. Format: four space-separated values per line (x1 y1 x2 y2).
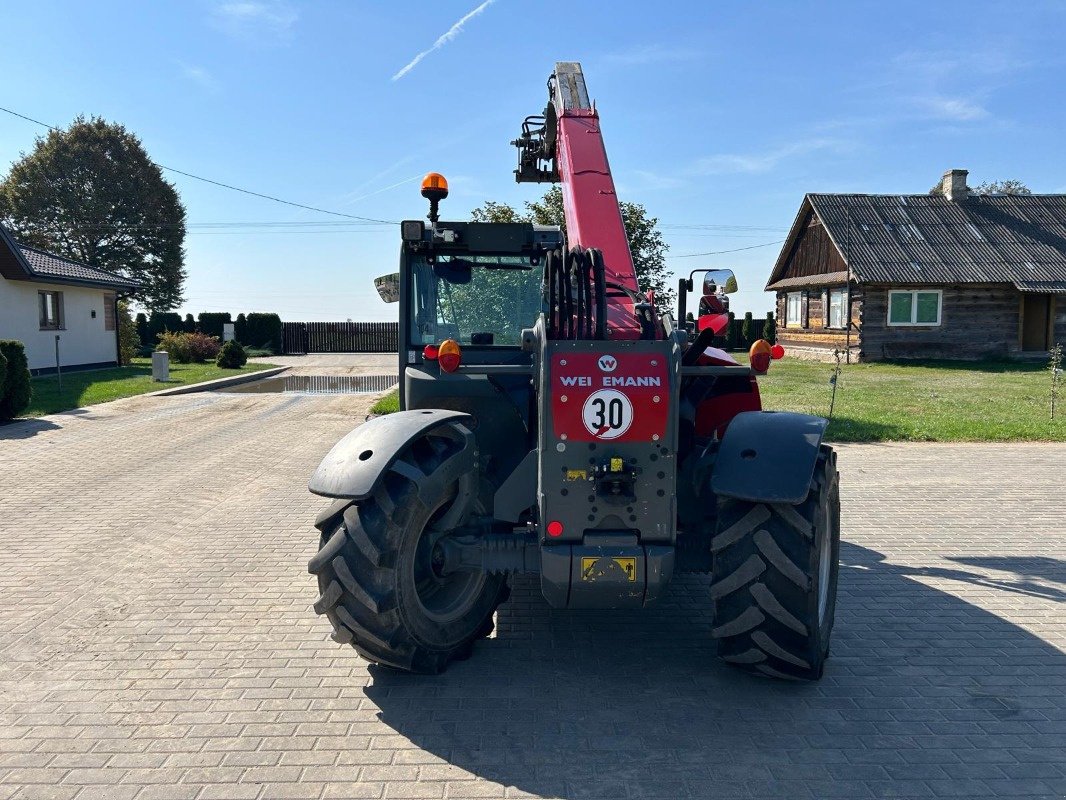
1 386 1064 800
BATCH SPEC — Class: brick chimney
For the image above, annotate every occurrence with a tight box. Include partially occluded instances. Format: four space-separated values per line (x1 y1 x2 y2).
942 169 969 201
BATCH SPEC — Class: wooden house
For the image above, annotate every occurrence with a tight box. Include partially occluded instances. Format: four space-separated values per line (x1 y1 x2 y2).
764 170 1066 361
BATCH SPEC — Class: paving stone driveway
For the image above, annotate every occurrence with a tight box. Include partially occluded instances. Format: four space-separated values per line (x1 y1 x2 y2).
0 385 1064 800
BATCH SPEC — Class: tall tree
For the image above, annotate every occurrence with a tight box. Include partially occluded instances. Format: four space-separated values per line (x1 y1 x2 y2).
472 186 674 305
0 116 187 310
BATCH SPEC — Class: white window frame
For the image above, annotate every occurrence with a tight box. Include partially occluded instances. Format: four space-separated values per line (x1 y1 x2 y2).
887 289 942 327
785 292 802 327
827 287 847 329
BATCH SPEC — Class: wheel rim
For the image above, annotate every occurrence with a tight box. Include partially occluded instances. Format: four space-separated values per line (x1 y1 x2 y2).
817 511 832 625
411 501 487 625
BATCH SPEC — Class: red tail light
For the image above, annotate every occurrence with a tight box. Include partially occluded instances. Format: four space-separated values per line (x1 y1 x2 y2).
423 344 439 361
771 343 785 360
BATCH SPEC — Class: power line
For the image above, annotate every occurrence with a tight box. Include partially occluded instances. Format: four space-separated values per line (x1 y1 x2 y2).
668 240 786 258
0 105 399 225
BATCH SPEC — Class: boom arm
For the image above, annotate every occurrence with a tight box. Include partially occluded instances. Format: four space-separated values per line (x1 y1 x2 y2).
514 62 647 339
552 63 637 293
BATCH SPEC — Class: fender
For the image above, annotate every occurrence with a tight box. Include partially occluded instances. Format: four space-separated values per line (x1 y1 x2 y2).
308 409 473 500
710 411 828 505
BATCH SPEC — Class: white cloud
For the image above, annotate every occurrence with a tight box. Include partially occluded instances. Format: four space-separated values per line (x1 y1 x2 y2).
210 1 297 41
392 0 496 81
917 95 989 122
695 138 846 175
178 62 219 92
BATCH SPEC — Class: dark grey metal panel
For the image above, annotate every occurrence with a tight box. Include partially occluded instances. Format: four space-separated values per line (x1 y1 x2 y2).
308 409 472 499
493 450 537 523
711 412 828 505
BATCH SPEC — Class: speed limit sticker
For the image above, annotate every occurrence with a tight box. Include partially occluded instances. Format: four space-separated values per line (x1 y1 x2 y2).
581 389 634 439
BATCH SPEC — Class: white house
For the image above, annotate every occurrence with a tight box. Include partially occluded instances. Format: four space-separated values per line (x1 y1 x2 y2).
0 224 139 374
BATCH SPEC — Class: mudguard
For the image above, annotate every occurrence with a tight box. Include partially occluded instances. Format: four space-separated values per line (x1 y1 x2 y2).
308 409 473 500
710 411 828 505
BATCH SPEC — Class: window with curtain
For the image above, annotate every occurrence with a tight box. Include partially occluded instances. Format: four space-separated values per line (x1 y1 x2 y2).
39 291 64 330
827 287 847 328
786 292 802 327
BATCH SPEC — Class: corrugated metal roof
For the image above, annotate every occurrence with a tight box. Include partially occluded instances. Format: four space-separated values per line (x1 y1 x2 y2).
767 193 1066 289
18 244 139 290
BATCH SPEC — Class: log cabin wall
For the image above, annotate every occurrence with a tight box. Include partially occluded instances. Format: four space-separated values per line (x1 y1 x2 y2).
860 284 1020 361
775 287 862 354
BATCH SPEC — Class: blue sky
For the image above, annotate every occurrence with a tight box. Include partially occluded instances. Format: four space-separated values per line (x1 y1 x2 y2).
1 0 1064 320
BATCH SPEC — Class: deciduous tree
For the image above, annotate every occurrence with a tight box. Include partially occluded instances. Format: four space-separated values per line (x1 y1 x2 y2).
0 116 187 310
472 186 674 305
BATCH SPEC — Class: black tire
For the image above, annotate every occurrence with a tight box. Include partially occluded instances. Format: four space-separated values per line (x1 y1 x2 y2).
710 445 840 680
308 423 507 674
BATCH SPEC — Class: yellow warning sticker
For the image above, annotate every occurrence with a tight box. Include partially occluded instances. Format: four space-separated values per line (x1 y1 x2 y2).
565 469 588 481
580 556 637 582
609 457 624 472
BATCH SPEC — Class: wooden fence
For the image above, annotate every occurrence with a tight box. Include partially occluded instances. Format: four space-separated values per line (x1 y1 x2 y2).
282 322 398 355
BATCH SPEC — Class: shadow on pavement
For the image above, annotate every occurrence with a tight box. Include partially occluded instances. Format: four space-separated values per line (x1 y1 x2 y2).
364 542 1066 799
0 418 61 439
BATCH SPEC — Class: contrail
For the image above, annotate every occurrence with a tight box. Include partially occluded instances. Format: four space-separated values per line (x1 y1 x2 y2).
391 0 496 81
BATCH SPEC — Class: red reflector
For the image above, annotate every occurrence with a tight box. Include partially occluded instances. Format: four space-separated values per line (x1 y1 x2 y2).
423 344 439 360
546 520 564 537
770 343 785 360
437 339 461 373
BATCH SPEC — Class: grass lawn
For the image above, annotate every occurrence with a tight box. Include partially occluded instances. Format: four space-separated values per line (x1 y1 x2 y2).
22 358 278 417
366 357 1064 442
369 389 400 415
757 356 1064 442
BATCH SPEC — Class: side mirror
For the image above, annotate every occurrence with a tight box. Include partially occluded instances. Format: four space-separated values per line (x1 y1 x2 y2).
702 269 738 296
374 273 400 303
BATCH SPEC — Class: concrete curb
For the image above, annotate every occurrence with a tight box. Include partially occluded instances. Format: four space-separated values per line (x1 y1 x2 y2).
147 366 289 397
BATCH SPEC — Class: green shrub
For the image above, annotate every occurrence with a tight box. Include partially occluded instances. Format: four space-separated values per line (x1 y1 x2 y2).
741 312 754 348
234 313 248 344
156 331 221 364
0 340 32 419
243 346 274 358
246 312 282 353
216 340 247 369
762 311 777 344
197 312 232 340
117 301 140 364
135 312 149 346
183 313 196 333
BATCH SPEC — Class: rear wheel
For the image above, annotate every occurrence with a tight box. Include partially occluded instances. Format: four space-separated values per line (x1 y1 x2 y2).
710 446 840 680
308 423 507 673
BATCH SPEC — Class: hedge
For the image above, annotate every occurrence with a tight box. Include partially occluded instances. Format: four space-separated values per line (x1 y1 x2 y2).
183 313 197 333
234 313 248 345
0 340 32 419
246 313 282 353
148 312 184 344
197 312 232 340
135 312 149 346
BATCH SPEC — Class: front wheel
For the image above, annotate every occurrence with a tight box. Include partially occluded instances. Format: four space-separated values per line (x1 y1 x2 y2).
710 445 840 680
308 423 507 673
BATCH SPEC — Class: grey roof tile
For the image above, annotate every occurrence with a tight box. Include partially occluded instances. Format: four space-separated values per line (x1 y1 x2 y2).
18 244 139 290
